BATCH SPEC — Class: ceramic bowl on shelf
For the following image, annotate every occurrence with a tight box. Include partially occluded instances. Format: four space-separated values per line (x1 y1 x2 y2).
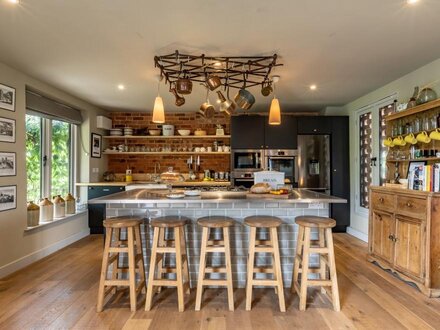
149 129 161 136
194 129 207 136
109 128 123 136
178 129 191 136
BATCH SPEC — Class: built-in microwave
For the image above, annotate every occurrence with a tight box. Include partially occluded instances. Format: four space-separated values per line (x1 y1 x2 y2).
231 149 264 172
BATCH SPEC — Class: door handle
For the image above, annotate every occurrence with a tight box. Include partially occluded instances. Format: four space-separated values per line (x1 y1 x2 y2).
370 157 377 167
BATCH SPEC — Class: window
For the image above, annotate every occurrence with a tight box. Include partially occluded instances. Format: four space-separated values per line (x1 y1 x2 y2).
359 112 373 208
379 104 395 185
26 115 76 202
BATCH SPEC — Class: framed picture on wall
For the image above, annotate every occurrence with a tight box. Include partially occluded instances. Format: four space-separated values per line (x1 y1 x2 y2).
91 133 102 158
0 117 15 143
0 152 16 177
0 84 16 112
0 185 16 212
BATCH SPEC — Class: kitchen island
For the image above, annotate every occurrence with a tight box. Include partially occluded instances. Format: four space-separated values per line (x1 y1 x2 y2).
89 188 346 288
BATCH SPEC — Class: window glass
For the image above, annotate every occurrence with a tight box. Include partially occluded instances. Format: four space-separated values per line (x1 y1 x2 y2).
379 104 394 185
51 120 71 197
359 112 372 208
26 115 42 202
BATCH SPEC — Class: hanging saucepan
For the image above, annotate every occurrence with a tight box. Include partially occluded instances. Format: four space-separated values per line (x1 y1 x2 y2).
261 79 273 97
176 72 193 95
217 90 236 115
206 74 222 91
234 77 255 110
170 83 185 107
199 87 215 118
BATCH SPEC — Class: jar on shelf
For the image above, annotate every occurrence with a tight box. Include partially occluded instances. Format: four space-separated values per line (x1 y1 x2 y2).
65 193 76 215
27 201 40 227
53 195 66 218
39 198 53 222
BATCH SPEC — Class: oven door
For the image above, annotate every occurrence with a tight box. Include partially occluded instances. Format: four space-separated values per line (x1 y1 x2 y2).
232 150 263 171
233 177 255 188
267 156 298 185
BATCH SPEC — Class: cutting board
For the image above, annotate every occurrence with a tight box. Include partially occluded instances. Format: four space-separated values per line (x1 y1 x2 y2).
246 193 291 199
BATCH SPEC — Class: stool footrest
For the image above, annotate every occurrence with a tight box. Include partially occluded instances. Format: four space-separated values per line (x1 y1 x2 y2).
250 279 278 286
254 267 274 274
201 279 228 286
207 240 224 245
305 279 332 286
156 247 177 253
104 279 130 286
254 247 275 253
309 247 329 254
206 246 226 252
151 279 178 287
205 267 227 273
109 247 129 253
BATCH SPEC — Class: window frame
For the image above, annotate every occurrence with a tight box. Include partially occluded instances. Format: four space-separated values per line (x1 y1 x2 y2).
26 113 77 202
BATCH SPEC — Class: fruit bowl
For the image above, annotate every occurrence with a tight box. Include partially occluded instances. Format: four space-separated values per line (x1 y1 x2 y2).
178 129 191 136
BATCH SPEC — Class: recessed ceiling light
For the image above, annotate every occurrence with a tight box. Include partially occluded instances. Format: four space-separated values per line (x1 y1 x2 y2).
7 0 19 4
117 84 125 90
213 61 222 67
310 84 317 90
407 0 419 4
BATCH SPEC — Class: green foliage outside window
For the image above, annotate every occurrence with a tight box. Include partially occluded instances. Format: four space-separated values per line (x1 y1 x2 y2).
26 115 41 203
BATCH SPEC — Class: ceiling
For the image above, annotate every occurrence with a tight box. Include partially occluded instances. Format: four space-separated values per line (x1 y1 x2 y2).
0 0 439 113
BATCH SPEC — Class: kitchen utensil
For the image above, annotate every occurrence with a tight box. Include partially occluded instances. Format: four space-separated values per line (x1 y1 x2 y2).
27 201 40 227
261 80 273 97
393 136 406 146
404 133 417 144
417 87 437 105
217 91 236 115
170 84 185 106
149 129 161 136
429 128 440 140
109 128 123 136
162 124 175 136
176 75 193 95
235 75 255 110
416 131 431 143
178 129 190 136
206 74 222 91
383 137 394 147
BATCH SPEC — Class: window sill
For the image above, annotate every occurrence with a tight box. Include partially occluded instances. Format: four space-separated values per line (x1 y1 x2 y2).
25 210 88 233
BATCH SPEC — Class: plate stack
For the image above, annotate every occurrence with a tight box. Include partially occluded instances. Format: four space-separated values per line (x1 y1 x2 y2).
109 128 122 136
124 127 133 136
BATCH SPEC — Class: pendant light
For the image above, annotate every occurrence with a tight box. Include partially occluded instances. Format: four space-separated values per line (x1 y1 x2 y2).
152 75 165 123
268 75 281 125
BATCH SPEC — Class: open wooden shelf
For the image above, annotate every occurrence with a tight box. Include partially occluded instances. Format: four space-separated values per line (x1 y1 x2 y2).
386 157 440 163
102 151 231 156
385 99 440 121
103 135 230 140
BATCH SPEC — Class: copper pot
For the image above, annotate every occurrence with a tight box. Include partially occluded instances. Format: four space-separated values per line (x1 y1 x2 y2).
170 86 185 107
234 88 255 110
217 91 236 115
261 81 273 97
176 78 193 95
206 75 222 91
199 102 215 118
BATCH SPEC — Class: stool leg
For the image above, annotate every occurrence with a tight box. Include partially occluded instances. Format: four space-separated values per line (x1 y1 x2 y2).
195 227 209 311
271 227 286 312
318 228 327 294
325 228 340 311
292 225 304 293
127 227 137 312
156 228 165 293
134 225 146 294
299 227 311 311
97 227 113 312
111 228 121 294
245 227 257 311
145 227 160 311
223 226 234 311
180 226 190 294
174 227 185 312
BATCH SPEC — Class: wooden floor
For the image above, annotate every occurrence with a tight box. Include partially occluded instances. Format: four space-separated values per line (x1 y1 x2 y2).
1 234 440 329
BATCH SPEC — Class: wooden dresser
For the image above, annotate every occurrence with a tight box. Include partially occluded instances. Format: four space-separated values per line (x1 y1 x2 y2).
368 186 440 297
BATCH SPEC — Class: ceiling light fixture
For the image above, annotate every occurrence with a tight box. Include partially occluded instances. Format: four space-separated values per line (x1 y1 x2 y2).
310 84 317 90
7 0 19 3
268 75 281 126
407 0 419 4
152 75 165 123
117 84 125 90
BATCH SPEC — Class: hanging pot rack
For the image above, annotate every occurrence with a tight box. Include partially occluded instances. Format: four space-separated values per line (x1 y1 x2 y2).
154 50 283 90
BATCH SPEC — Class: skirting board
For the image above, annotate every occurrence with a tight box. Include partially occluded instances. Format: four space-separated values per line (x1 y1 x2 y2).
347 226 368 242
0 229 89 279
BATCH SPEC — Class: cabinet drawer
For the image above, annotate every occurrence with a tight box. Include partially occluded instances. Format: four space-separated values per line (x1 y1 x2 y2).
396 196 426 219
371 192 395 212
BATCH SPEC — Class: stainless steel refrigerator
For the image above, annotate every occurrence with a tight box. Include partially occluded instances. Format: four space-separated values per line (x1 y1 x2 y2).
297 135 331 194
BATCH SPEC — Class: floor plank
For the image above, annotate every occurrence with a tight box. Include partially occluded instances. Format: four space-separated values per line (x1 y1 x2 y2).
0 233 439 329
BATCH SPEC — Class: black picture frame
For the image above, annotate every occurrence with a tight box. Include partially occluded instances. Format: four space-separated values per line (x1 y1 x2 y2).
0 185 17 212
0 116 16 143
0 83 16 112
91 133 102 158
0 151 16 177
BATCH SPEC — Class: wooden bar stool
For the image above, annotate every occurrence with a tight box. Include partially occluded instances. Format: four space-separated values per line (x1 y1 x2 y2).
292 216 340 311
145 216 190 312
195 216 235 311
97 216 146 312
244 215 285 312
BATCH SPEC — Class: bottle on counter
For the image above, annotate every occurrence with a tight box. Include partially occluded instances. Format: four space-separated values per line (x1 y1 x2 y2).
39 198 54 222
27 201 40 227
53 195 66 218
65 193 76 215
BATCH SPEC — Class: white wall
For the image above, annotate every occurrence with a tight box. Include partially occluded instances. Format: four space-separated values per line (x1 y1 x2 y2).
343 58 440 239
0 62 108 277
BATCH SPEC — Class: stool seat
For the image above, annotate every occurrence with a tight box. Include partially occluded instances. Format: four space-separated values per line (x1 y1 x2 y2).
197 216 235 228
244 216 283 228
295 216 336 228
104 216 143 228
151 216 190 228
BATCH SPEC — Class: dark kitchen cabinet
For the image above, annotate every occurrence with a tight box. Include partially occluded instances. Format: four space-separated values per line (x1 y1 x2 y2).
297 116 332 134
87 185 125 234
231 115 265 149
231 115 297 149
264 115 297 149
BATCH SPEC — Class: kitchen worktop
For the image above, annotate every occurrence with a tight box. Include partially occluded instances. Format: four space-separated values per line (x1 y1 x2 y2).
88 188 346 204
75 181 231 187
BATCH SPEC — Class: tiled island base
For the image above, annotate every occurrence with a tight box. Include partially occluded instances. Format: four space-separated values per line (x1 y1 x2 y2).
106 201 330 288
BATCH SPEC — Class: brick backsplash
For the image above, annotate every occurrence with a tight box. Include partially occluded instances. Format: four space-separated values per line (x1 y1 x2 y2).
107 112 231 174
